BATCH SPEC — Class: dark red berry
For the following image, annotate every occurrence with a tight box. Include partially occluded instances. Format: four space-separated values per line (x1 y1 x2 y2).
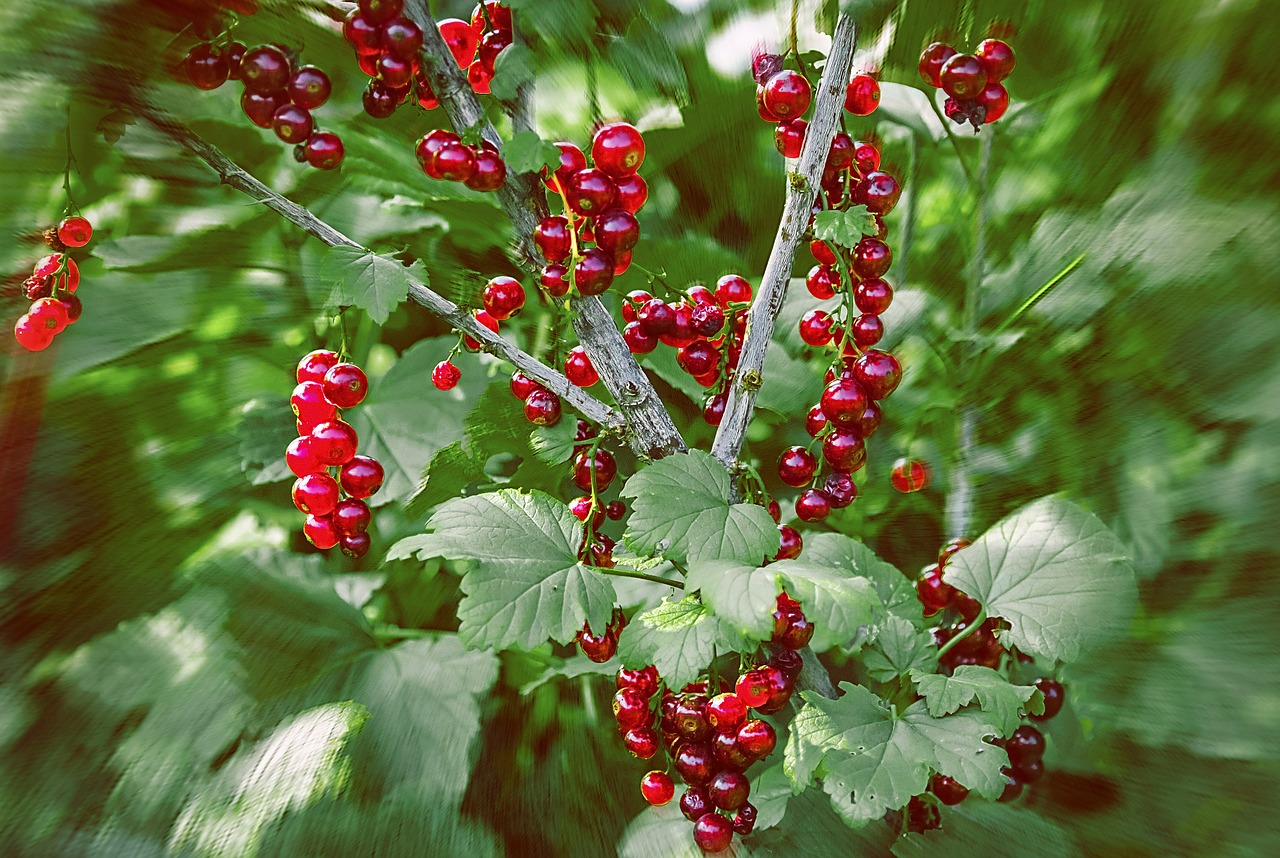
675 741 715 786
613 174 648 213
693 812 733 853
736 719 776 760
853 349 902 400
823 471 857 508
715 274 752 306
762 69 811 119
466 148 507 191
242 90 287 129
510 371 540 400
574 248 614 296
862 172 902 215
304 514 340 549
594 209 640 255
774 118 806 158
823 430 866 472
524 389 562 426
940 54 989 99
481 276 526 320
799 309 834 346
540 263 570 297
706 693 747 733
709 771 750 811
571 448 616 491
773 608 815 650
918 42 958 87
464 309 499 351
591 121 645 178
340 455 384 499
777 446 817 487
544 141 587 194
534 216 571 262
240 45 290 94
340 532 372 558
733 803 757 836
636 299 675 336
1007 725 1045 766
795 489 831 522
820 377 868 427
359 0 403 25
641 771 675 806
305 133 345 170
333 498 372 536
844 74 880 115
770 647 803 679
805 264 840 299
998 771 1023 802
323 363 369 408
679 787 711 822
271 104 313 144
930 773 969 805
566 168 617 215
976 38 1016 82
1030 679 1065 721
776 524 803 560
185 43 228 90
690 303 726 338
382 17 424 59
916 565 955 616
577 623 616 662
434 141 478 182
288 65 331 109
677 340 719 377
431 361 461 390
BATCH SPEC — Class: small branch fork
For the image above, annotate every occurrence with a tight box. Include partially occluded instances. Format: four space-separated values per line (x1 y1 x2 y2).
710 12 858 474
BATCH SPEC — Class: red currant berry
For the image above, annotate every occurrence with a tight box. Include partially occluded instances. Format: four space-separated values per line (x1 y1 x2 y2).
844 74 880 115
510 370 540 400
709 771 750 811
359 0 403 25
773 610 815 651
13 314 53 351
693 812 733 853
185 43 229 90
58 295 82 325
774 118 807 158
977 82 1010 124
344 11 382 50
594 209 640 255
776 524 803 560
736 719 776 760
271 104 313 145
798 309 835 346
862 171 902 215
640 771 675 806
304 514 341 550
56 216 92 249
940 54 989 99
463 309 499 351
820 377 869 427
852 314 884 347
762 69 811 119
734 670 770 709
613 174 648 213
29 297 69 334
1013 757 1045 784
469 1 512 34
795 489 832 522
240 45 290 94
976 38 1016 82
636 299 675 336
852 237 892 279
298 132 343 171
680 788 711 822
432 360 461 390
854 278 893 315
676 341 718 377
524 389 562 426
465 148 506 191
569 496 605 530
434 141 478 182
623 321 657 354
286 436 324 478
916 565 954 616
340 455 384 499
481 276 526 321
822 430 866 473
33 254 79 292
285 66 331 111
613 686 651 729
853 349 902 400
566 168 617 215
809 240 837 266
564 346 599 387
733 803 757 836
891 458 929 493
591 121 645 177
292 381 338 426
711 729 750 770
930 773 969 805
616 665 659 696
540 263 570 297
706 693 748 733
998 771 1023 802
477 29 512 72
1007 725 1045 766
805 405 828 437
806 264 840 299
777 446 817 487
1030 679 1065 721
381 17 424 59
338 532 370 558
918 42 958 87
332 498 371 537
544 142 587 194
438 17 478 67
534 216 571 262
714 274 752 306
770 648 803 680
577 622 617 662
572 448 617 492
573 248 615 296
309 421 359 466
675 741 715 786
322 364 368 409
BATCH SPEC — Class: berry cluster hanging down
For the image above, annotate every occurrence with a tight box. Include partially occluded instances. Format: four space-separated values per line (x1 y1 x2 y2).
286 350 382 557
919 36 1016 131
12 217 91 352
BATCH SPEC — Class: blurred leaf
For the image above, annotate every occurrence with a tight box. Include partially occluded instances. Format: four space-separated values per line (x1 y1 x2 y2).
891 802 1079 858
877 82 945 142
519 651 619 695
490 44 537 102
404 441 489 519
606 18 689 104
237 397 296 486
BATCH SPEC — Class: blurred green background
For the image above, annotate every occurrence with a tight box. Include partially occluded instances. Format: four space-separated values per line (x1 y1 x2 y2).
1 0 1278 855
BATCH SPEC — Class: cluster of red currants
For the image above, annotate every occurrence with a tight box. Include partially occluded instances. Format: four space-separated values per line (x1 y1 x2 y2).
533 122 647 298
918 37 1016 131
185 38 343 170
285 350 383 557
12 217 91 352
566 421 626 569
576 607 627 663
753 50 882 159
415 128 508 192
916 539 1003 670
430 274 527 390
620 594 814 853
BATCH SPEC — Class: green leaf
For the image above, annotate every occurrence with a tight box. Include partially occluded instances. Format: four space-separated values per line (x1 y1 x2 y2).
811 206 878 249
685 560 778 640
801 534 918 621
617 805 731 858
320 246 421 324
237 397 297 486
864 614 938 682
405 441 489 518
414 490 616 650
945 497 1138 661
622 450 779 566
750 764 794 832
616 595 739 690
489 43 536 103
787 683 1008 826
770 560 881 651
529 419 579 466
501 129 562 175
909 665 1044 735
891 802 1078 858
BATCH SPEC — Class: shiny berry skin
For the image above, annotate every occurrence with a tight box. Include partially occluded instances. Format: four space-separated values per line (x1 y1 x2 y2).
510 371 539 400
524 389 562 426
466 149 507 191
774 119 806 158
733 803 757 836
770 648 803 680
734 671 770 709
613 687 651 729
806 264 841 300
292 381 338 426
305 133 345 170
344 11 382 50
566 168 617 215
617 665 659 697
691 304 726 339
359 0 403 24
534 216 571 262
827 132 855 172
853 141 881 177
693 812 734 853
762 69 811 119
569 496 605 529
677 341 718 377
852 401 882 438
715 274 752 306
540 263 570 297
340 455 385 499
380 16 424 58
736 719 776 759
323 364 369 409
362 81 400 118
288 66 331 109
679 788 711 822
613 174 648 213
940 54 989 99
977 82 1010 124
773 610 815 650
545 142 587 194
481 276 525 320
862 171 902 215
467 59 494 93
304 514 341 550
854 349 902 400
823 430 866 472
918 42 958 87
706 693 748 733
675 741 715 786
286 436 324 478
711 729 750 771
463 309 499 351
929 773 969 806
13 314 53 351
34 254 79 292
577 623 616 662
339 532 371 558
271 104 313 145
58 295 82 325
309 420 359 466
416 129 458 175
623 321 657 354
1013 757 1045 784
185 43 229 90
432 360 461 390
852 314 883 347
240 45 290 95
29 297 69 334
640 771 675 806
434 141 478 182
777 446 817 487
998 771 1023 802
795 489 832 522
891 458 929 493
1030 678 1065 721
844 74 880 115
574 248 614 296
637 299 675 335
564 346 599 388
976 38 1016 82
438 17 479 68
852 237 892 279
709 771 750 811
591 122 645 177
809 240 837 266
595 209 640 255
799 309 835 346
333 498 372 536
477 29 512 71
854 278 893 314
775 525 803 560
1007 725 1046 766
916 565 955 616
805 406 828 437
821 377 869 427
673 695 711 740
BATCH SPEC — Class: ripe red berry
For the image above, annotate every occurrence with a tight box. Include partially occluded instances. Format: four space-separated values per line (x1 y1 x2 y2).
434 141 478 182
929 773 969 805
640 771 675 806
481 276 526 320
185 43 229 90
715 274 752 306
309 421 359 466
564 346 599 387
844 74 880 115
798 309 835 346
344 11 382 50
940 54 989 99
693 812 733 853
805 264 840 299
577 622 617 662
1007 725 1046 766
613 174 648 213
736 719 776 759
776 524 803 560
359 0 403 25
271 104 313 145
852 314 884 348
762 69 811 119
56 216 92 248
891 458 929 493
854 278 893 315
822 430 866 473
33 254 79 292
594 209 641 255
679 788 711 822
795 489 832 522
613 687 651 729
916 564 954 616
977 82 1010 124
820 377 869 428
464 309 500 351
285 65 331 110
381 17 424 59
533 216 571 262
524 389 562 426
706 693 748 733
676 341 718 377
286 436 324 478
573 448 617 492
438 17 479 67
773 608 815 650
734 670 770 709
339 532 371 558
566 168 617 215
304 514 341 549
733 803 757 836
675 741 715 786
623 321 657 354
591 122 645 177
774 118 806 158
466 148 507 191
805 406 828 438
29 297 69 334
240 45 290 94
853 349 902 400
477 29 512 72
777 447 817 487
573 248 615 296
1029 678 1065 721
709 771 750 811
292 381 338 427
976 38 1016 82
861 171 902 215
636 299 675 336
544 142 587 194
333 498 372 536
337 455 383 499
13 314 53 351
510 371 540 400
852 237 892 279
540 263 570 297
432 360 461 390
918 42 958 87
322 363 369 409
304 133 345 170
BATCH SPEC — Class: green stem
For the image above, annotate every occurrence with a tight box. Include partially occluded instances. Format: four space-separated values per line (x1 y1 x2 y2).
899 133 920 284
936 607 987 660
62 103 78 214
991 253 1087 335
597 566 684 589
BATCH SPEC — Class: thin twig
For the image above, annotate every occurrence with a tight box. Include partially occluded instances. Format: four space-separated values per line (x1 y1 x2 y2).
710 12 858 474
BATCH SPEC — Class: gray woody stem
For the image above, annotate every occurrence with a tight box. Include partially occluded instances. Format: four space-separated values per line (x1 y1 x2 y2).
943 131 993 541
710 13 857 473
403 0 685 459
132 100 624 432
